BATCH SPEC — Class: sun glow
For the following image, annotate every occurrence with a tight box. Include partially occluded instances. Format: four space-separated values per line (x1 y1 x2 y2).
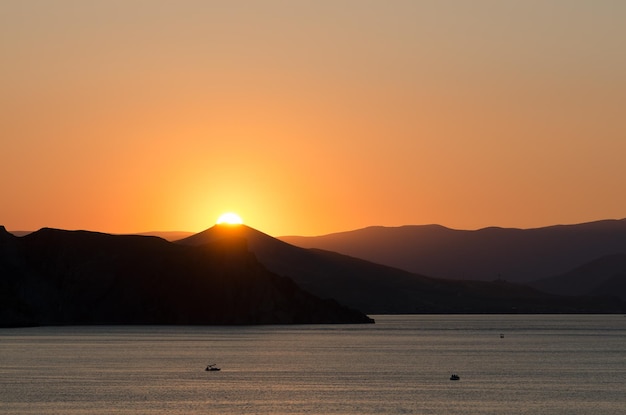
216 212 243 225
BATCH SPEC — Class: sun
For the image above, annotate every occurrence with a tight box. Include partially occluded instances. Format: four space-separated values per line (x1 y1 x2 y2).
216 212 243 225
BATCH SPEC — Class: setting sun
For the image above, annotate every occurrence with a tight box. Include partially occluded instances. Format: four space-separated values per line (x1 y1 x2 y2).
216 212 243 225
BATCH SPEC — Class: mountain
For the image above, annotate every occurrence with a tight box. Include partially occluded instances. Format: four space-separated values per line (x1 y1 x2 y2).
528 254 626 300
279 219 626 283
0 226 373 327
176 225 624 314
7 230 32 237
127 231 195 241
7 230 196 241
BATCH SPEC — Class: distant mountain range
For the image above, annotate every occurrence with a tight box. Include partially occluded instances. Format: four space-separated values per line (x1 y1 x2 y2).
7 230 195 241
0 226 372 327
280 219 626 298
176 225 624 314
529 254 626 300
130 231 194 241
4 220 625 327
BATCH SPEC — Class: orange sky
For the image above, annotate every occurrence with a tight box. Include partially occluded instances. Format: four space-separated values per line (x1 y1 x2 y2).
2 1 625 236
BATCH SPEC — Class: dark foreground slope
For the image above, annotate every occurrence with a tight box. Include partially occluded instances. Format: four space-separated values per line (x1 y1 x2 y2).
0 226 373 327
280 219 626 283
177 225 624 314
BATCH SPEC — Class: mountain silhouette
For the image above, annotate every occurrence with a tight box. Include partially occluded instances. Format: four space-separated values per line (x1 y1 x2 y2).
279 219 626 283
6 230 195 241
0 226 373 327
529 254 626 300
129 231 194 241
177 225 624 314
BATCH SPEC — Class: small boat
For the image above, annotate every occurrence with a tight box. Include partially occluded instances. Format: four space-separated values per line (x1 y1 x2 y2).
450 374 460 381
205 364 221 372
500 333 504 338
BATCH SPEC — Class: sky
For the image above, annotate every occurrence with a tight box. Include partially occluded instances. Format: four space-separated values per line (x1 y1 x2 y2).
2 0 625 237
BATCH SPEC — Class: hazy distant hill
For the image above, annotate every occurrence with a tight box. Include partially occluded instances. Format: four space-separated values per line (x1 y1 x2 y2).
177 225 624 314
280 219 626 283
529 254 626 300
7 230 31 237
129 231 195 241
0 226 372 327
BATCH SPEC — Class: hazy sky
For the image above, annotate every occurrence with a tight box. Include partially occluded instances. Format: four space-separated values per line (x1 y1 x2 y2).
2 0 625 236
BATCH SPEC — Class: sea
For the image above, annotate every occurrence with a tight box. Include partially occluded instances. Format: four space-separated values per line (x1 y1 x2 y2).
1 315 624 415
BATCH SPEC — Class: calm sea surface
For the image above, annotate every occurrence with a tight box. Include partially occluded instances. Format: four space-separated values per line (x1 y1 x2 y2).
1 315 625 414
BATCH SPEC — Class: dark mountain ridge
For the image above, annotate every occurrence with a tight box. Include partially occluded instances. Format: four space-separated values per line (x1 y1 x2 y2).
0 226 373 327
177 225 624 314
6 229 195 241
279 219 626 283
529 254 626 300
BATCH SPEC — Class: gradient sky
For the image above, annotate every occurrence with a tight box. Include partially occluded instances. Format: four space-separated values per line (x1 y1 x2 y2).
2 0 625 236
